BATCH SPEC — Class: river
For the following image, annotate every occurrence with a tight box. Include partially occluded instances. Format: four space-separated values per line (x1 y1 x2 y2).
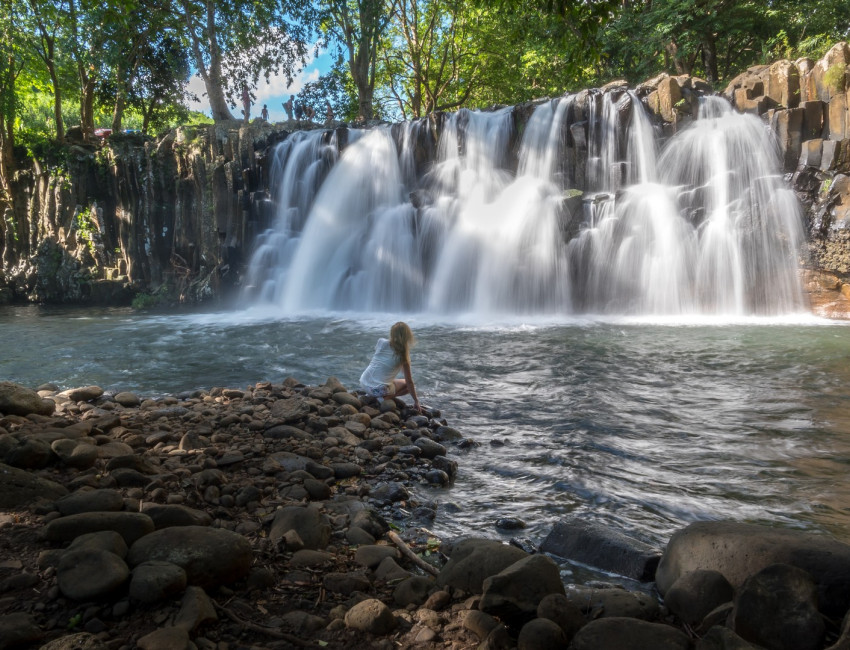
3 305 849 556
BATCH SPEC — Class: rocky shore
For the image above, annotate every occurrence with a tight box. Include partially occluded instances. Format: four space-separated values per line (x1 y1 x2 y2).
2 378 850 650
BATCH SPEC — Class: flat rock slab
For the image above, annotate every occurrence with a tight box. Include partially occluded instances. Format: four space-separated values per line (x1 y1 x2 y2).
541 518 661 582
656 521 850 618
127 526 252 589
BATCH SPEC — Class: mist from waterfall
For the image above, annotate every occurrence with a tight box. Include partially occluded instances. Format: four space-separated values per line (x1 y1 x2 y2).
243 92 806 317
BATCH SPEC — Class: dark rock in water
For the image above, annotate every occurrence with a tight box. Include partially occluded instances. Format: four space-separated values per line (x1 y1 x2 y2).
437 538 528 594
0 381 55 416
541 517 660 581
496 517 526 530
0 461 67 507
425 469 450 485
480 554 566 623
731 563 824 650
656 521 850 618
371 481 410 503
414 437 446 459
570 617 690 650
432 455 457 479
664 569 733 626
127 526 252 588
510 537 537 554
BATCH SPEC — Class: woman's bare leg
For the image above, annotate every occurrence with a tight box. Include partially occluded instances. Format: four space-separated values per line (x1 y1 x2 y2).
392 379 409 396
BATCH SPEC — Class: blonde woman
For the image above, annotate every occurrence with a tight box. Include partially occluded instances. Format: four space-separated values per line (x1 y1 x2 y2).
360 322 422 412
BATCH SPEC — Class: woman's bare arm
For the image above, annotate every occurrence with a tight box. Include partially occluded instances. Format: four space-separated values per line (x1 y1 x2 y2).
402 360 421 412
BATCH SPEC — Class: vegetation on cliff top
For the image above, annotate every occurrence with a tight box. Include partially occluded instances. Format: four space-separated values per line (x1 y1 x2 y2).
0 0 849 199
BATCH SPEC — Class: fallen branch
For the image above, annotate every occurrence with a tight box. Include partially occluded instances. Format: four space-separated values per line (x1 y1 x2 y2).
212 600 320 647
388 530 440 577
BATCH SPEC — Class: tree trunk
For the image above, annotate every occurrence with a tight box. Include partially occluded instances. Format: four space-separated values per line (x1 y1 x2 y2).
187 0 234 122
111 61 126 132
79 70 95 139
701 36 718 85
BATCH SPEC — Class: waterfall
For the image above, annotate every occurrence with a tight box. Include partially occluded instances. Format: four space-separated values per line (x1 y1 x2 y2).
244 92 805 317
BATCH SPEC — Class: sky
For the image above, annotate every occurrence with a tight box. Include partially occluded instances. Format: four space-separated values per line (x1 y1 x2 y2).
186 47 335 123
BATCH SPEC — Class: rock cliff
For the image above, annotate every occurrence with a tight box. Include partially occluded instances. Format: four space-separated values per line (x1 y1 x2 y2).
1 43 849 316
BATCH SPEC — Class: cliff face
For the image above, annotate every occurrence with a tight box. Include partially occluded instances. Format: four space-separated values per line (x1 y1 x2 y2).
1 43 850 315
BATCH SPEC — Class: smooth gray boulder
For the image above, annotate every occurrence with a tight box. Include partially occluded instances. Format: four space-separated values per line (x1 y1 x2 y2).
55 488 124 516
696 626 760 650
537 593 586 641
437 538 528 594
731 563 825 650
656 521 850 618
664 569 734 626
127 526 252 588
480 554 566 622
44 511 155 546
0 381 55 416
569 617 691 650
0 612 44 648
567 586 659 620
57 549 130 600
0 461 67 507
541 517 660 581
517 617 567 650
129 561 188 603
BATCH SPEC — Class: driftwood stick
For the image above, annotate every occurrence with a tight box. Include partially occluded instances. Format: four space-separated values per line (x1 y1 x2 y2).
388 530 440 577
213 601 319 647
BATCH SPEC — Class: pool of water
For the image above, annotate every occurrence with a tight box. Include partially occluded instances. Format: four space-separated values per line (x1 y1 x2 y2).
2 305 850 552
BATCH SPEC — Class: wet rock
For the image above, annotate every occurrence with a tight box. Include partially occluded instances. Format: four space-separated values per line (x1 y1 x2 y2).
731 563 824 650
0 462 67 508
57 549 130 600
517 617 567 650
656 521 850 618
304 478 332 500
44 511 155 546
537 593 585 641
541 517 660 582
346 526 376 546
664 569 734 626
269 505 331 549
129 561 188 603
437 538 528 594
344 598 397 634
142 504 213 529
4 437 52 468
414 437 446 459
0 612 43 649
270 397 311 423
480 554 566 623
0 381 55 416
127 525 252 588
569 617 690 650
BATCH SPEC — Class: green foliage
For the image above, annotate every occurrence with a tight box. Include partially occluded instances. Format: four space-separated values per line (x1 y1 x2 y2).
131 291 163 310
824 64 847 93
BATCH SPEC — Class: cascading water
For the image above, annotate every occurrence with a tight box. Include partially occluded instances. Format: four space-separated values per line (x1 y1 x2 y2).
245 91 806 317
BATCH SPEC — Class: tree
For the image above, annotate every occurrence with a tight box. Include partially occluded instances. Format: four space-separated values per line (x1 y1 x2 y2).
0 0 26 194
179 0 310 122
319 0 390 121
23 0 67 139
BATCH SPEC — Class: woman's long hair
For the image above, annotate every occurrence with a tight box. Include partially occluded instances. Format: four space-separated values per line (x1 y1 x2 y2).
389 322 415 363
